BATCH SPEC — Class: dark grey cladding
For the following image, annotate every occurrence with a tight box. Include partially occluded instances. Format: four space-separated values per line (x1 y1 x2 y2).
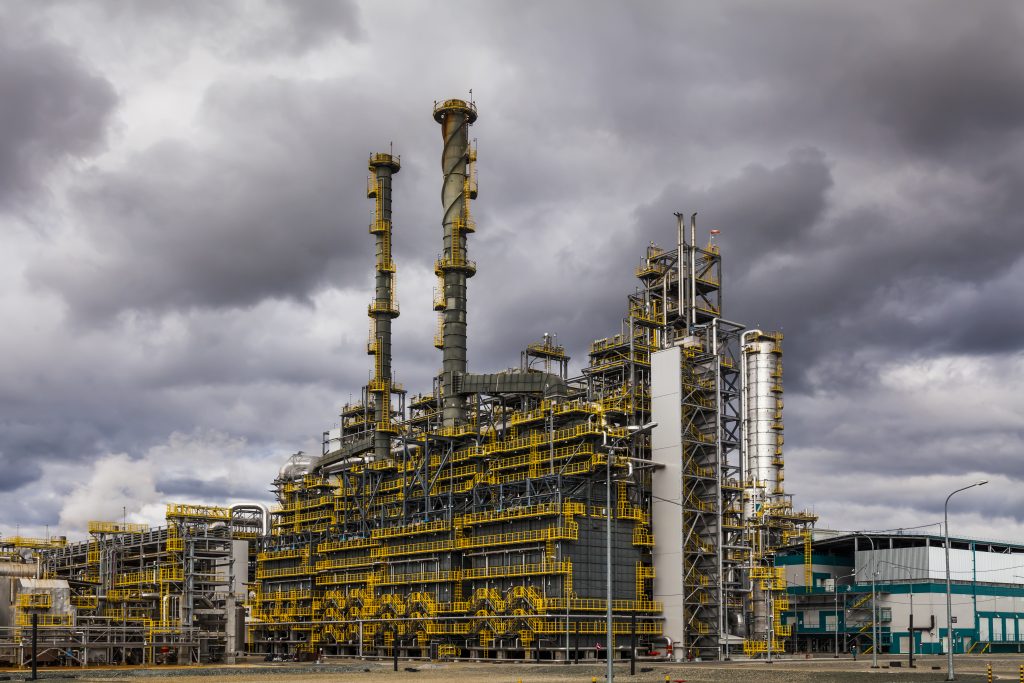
457 372 568 399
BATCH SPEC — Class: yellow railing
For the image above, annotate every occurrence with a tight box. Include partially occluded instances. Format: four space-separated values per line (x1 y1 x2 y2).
87 521 149 534
2 536 67 549
165 503 230 520
16 592 52 609
16 613 72 627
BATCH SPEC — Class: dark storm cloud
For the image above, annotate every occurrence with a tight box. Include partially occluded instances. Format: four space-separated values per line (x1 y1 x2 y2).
0 17 115 208
636 149 833 266
622 139 1024 391
29 78 428 317
435 0 1024 387
3 0 1024 536
841 5 1024 157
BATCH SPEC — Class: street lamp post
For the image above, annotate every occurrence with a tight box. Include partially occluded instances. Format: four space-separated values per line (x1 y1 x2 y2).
877 560 915 668
944 480 987 682
606 434 612 683
604 421 656 683
834 587 839 658
832 571 855 658
853 533 880 668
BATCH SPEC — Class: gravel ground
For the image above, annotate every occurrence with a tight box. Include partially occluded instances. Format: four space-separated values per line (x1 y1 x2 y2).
4 655 1017 682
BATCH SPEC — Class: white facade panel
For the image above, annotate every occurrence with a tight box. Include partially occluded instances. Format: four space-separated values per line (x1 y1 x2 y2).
974 548 1024 584
650 346 684 661
927 546 975 581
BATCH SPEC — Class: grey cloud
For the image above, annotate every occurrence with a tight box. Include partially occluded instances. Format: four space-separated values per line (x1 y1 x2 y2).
4 0 1024 538
621 143 1024 390
638 149 832 263
841 5 1024 158
0 450 42 492
261 0 363 54
158 476 270 501
472 2 1024 173
30 78 424 317
0 18 115 209
33 0 363 61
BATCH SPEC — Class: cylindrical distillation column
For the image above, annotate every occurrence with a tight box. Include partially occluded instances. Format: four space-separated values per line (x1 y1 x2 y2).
368 152 401 460
741 331 785 645
742 331 785 515
433 99 478 426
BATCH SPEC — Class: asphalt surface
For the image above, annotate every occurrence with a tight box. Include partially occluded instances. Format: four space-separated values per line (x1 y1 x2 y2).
2 654 1016 681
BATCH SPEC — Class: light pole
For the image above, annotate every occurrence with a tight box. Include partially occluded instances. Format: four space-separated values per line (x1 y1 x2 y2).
944 480 987 681
878 560 915 668
604 420 656 683
853 532 880 668
832 571 855 658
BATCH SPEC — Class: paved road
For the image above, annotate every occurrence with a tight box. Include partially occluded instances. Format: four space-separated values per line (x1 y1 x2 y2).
6 654 1018 681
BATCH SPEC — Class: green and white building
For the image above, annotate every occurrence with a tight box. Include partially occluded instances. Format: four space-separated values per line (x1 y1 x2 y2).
777 532 1024 656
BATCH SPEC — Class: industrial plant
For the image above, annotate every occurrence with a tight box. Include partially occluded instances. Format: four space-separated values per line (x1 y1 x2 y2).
4 97 866 667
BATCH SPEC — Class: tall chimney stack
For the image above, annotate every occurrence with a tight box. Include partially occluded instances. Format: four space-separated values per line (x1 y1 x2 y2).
432 99 478 426
367 152 401 460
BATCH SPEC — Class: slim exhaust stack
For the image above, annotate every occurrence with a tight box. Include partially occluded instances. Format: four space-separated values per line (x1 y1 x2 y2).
432 99 478 426
367 152 401 460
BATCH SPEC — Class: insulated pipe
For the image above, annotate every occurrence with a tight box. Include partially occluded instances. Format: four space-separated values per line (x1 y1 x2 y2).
433 99 477 426
689 213 697 329
230 503 271 537
368 153 401 458
0 561 37 577
675 213 685 334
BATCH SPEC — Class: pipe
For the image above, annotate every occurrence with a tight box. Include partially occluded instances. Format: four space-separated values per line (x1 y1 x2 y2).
652 635 673 660
31 613 38 681
433 99 477 426
712 318 726 658
230 503 271 537
0 561 37 577
675 213 685 336
368 152 401 460
256 503 271 537
689 213 697 329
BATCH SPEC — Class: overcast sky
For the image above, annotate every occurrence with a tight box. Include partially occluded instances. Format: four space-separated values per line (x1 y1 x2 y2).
1 1 1022 544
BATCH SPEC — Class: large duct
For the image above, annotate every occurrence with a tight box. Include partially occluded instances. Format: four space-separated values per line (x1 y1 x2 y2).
367 153 401 460
0 561 37 577
230 503 271 537
433 99 477 426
